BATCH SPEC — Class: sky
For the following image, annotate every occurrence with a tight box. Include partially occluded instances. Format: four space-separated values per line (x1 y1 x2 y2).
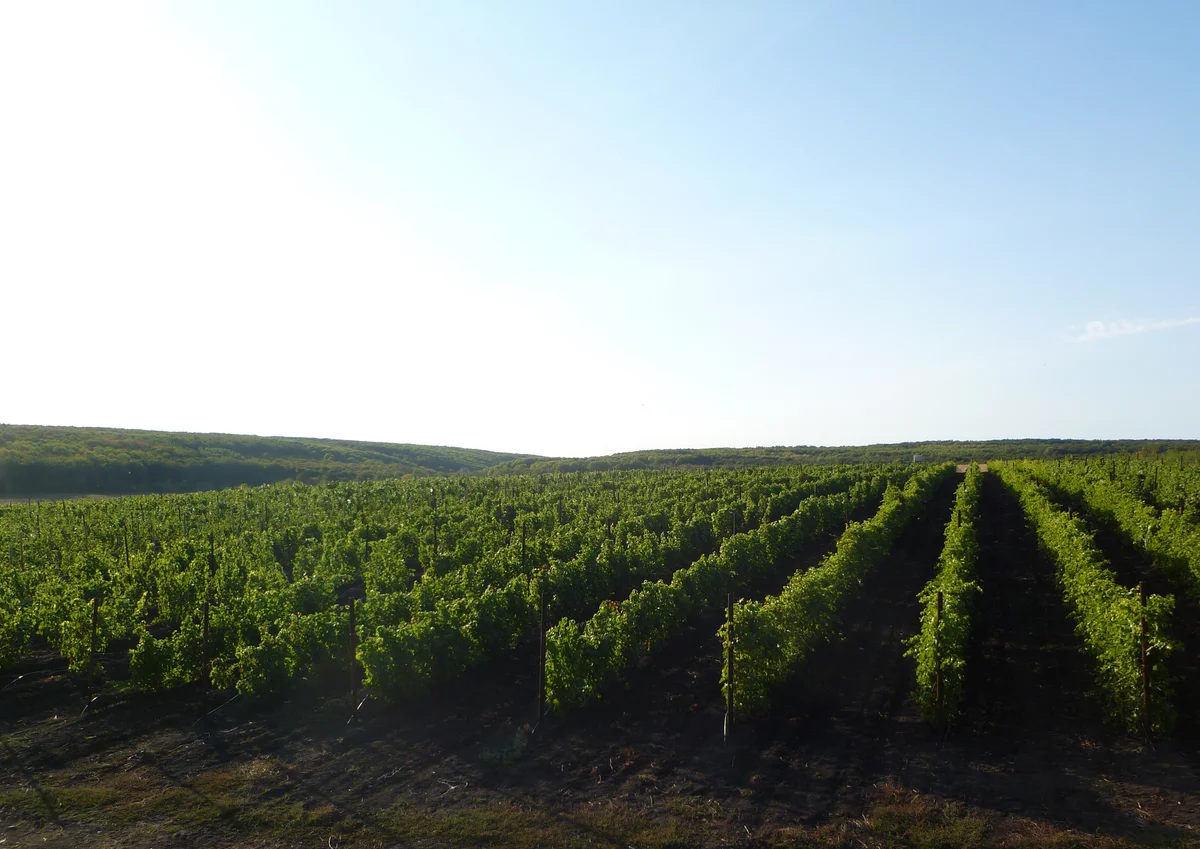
1 1 1197 457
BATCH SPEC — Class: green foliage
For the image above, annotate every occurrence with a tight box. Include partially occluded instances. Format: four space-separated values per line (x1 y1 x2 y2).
722 465 954 715
905 466 983 726
542 471 908 712
130 618 205 691
1018 458 1200 601
363 467 877 702
0 463 890 703
993 462 1175 734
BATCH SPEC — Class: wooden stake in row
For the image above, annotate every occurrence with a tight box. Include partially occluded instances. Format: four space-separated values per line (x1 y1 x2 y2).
1140 582 1151 743
430 488 439 564
535 583 547 729
724 593 735 744
200 535 218 718
934 590 945 730
86 596 100 702
350 597 359 723
201 599 210 716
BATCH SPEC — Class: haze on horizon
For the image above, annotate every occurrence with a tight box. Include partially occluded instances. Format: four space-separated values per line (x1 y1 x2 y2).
2 1 1197 458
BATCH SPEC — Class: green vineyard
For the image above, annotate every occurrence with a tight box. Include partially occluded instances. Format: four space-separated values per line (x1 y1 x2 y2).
3 457 1200 845
3 458 1198 732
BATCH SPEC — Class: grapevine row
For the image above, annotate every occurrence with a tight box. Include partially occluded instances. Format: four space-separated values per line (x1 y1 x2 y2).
722 464 954 715
360 468 875 700
543 473 900 713
1016 459 1200 601
905 465 983 726
992 462 1175 733
0 467 864 702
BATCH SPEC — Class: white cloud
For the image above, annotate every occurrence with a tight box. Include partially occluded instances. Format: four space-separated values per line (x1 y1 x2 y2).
1070 317 1200 342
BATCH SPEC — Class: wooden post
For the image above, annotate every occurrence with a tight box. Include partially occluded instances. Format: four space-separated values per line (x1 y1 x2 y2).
349 598 358 721
201 599 210 715
935 591 945 729
724 593 735 742
535 583 547 728
122 522 130 568
521 519 527 571
1140 582 1151 742
87 596 99 701
428 488 439 566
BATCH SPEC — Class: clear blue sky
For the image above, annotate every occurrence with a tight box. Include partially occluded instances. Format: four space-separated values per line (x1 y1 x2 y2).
2 1 1197 456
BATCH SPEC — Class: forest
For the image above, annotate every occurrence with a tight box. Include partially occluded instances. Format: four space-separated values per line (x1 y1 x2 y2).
4 423 1198 498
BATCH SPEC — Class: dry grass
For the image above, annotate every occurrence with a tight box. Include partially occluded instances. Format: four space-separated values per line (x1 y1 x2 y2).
5 768 1196 848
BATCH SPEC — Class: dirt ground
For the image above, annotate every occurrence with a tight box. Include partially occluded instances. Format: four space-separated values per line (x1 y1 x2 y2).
2 474 1199 847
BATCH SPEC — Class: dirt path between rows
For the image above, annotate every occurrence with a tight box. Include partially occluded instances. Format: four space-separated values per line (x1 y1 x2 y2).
882 474 1200 834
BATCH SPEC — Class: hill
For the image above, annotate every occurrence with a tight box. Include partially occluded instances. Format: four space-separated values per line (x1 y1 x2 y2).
0 424 537 497
2 424 1198 497
488 439 1200 473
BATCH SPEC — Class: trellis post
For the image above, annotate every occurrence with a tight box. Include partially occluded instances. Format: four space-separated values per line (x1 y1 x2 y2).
1140 582 1151 742
934 591 945 729
349 598 359 722
724 593 735 743
87 596 100 702
201 599 211 716
535 582 547 728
